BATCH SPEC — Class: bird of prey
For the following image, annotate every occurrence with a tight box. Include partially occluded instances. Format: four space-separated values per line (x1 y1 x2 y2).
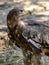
7 8 49 65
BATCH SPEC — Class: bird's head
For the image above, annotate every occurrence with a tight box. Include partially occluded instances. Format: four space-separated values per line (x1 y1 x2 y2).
7 8 25 29
7 8 24 21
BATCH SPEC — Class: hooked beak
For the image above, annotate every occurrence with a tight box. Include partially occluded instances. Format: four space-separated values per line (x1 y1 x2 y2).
19 10 28 16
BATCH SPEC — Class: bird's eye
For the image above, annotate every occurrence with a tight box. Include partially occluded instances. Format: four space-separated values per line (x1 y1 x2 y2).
19 10 24 14
20 10 23 12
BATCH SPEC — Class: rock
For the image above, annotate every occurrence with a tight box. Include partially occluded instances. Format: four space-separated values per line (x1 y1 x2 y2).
37 1 49 11
0 2 6 7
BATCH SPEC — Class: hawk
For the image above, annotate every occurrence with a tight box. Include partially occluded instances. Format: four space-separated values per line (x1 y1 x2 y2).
7 8 49 65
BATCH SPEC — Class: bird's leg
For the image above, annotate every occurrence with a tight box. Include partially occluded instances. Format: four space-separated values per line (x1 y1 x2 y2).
27 38 43 65
23 49 43 65
23 49 33 65
32 51 43 65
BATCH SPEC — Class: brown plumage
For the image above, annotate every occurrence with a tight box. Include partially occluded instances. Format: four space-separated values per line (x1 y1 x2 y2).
7 8 49 65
